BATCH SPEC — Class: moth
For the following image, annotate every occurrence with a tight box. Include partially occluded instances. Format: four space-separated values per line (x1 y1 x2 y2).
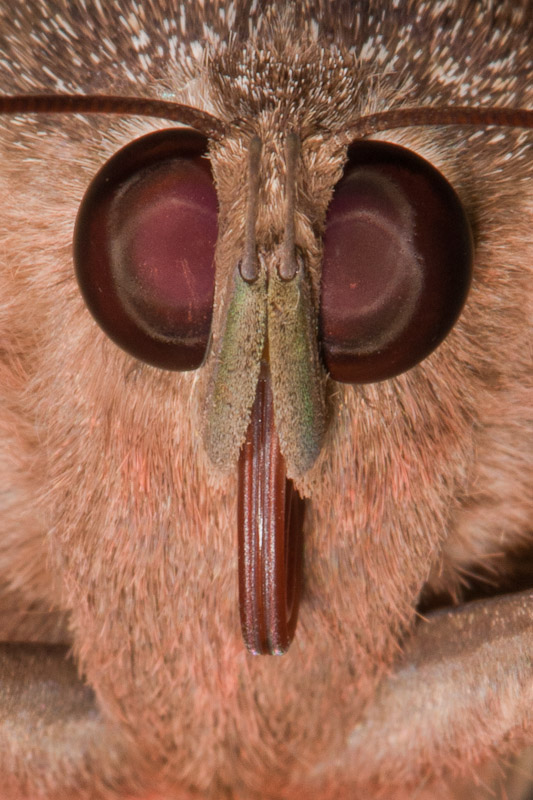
0 1 532 799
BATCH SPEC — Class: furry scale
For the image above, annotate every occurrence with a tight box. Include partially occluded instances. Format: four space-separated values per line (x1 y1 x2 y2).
0 1 532 798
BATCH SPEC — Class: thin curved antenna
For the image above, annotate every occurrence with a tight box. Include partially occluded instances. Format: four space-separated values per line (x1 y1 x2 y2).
1 95 532 144
337 106 533 144
0 94 226 140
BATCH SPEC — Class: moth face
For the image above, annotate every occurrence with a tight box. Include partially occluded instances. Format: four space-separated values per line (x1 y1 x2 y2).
69 102 477 657
0 1 532 798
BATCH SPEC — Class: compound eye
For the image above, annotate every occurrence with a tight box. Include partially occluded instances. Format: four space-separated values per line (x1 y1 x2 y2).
319 141 473 384
74 128 218 371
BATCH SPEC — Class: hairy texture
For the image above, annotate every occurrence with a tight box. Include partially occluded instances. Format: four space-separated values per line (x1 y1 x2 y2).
0 1 532 798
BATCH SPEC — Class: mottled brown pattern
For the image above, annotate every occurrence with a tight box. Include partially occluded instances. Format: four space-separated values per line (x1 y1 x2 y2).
0 1 532 798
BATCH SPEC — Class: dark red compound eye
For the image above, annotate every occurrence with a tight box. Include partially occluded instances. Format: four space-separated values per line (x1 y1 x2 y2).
74 128 218 370
319 141 474 384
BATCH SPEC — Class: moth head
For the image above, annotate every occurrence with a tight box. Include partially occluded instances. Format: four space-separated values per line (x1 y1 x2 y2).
72 114 474 478
66 100 482 654
4 92 523 654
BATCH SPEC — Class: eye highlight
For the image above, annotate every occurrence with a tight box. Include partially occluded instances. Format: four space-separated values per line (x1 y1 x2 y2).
74 128 218 371
319 141 474 384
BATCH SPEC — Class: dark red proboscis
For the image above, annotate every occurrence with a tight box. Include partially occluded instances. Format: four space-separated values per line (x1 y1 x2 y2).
74 128 218 370
238 366 306 655
320 141 474 383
